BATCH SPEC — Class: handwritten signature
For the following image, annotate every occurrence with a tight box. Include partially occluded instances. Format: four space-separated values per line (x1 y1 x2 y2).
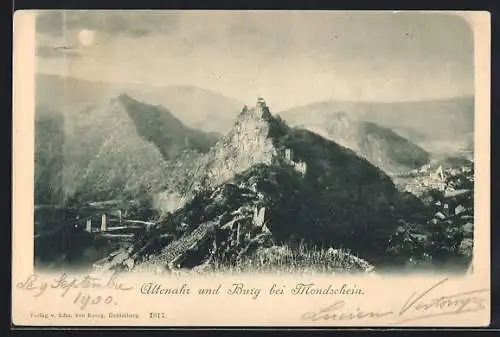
16 271 133 298
301 277 489 325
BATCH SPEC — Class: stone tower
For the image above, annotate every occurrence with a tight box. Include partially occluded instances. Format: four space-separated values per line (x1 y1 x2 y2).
101 214 107 232
255 97 270 118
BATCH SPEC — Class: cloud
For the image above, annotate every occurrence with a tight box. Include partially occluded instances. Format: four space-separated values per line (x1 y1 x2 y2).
36 45 83 59
36 11 180 38
35 11 474 106
35 11 473 67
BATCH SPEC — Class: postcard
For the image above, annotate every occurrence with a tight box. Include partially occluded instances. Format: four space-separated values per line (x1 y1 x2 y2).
12 10 491 327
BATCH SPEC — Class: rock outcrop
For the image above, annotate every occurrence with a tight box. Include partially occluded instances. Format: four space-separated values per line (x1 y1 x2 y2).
96 98 427 272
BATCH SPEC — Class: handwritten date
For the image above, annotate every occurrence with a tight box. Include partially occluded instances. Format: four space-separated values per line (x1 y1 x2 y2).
16 272 133 311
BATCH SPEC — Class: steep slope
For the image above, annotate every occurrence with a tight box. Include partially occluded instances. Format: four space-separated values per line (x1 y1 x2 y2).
359 121 430 173
35 107 65 204
98 99 427 272
276 111 430 174
35 95 219 205
57 96 171 203
117 94 218 160
279 97 474 154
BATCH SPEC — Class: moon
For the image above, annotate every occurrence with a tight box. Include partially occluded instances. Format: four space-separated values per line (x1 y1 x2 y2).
77 29 96 47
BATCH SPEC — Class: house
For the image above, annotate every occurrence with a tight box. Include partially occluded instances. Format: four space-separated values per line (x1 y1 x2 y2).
434 165 445 181
294 161 307 175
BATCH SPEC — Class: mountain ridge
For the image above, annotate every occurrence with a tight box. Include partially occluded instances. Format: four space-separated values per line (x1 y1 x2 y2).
37 73 473 142
115 93 219 160
278 97 474 154
99 99 428 272
278 110 431 174
36 73 244 133
35 94 220 206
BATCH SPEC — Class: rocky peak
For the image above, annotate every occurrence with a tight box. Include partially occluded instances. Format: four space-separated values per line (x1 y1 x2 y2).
176 98 409 250
189 100 280 195
237 97 272 122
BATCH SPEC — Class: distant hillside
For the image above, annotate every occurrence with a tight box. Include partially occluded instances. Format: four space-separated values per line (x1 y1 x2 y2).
279 97 474 155
277 111 430 174
35 95 218 205
36 73 243 133
134 85 244 134
37 73 473 147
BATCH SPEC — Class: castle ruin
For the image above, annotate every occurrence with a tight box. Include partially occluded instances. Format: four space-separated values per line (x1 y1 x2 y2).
252 97 307 176
282 147 307 176
255 97 271 119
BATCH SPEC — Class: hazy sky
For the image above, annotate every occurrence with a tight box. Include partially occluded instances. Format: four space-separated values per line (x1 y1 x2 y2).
35 10 474 111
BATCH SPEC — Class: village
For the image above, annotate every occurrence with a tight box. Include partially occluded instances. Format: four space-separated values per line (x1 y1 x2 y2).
391 160 473 198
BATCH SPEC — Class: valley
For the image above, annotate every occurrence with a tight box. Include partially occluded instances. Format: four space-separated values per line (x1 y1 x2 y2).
34 85 475 275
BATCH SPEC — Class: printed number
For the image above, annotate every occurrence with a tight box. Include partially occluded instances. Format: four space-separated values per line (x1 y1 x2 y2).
149 312 167 319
